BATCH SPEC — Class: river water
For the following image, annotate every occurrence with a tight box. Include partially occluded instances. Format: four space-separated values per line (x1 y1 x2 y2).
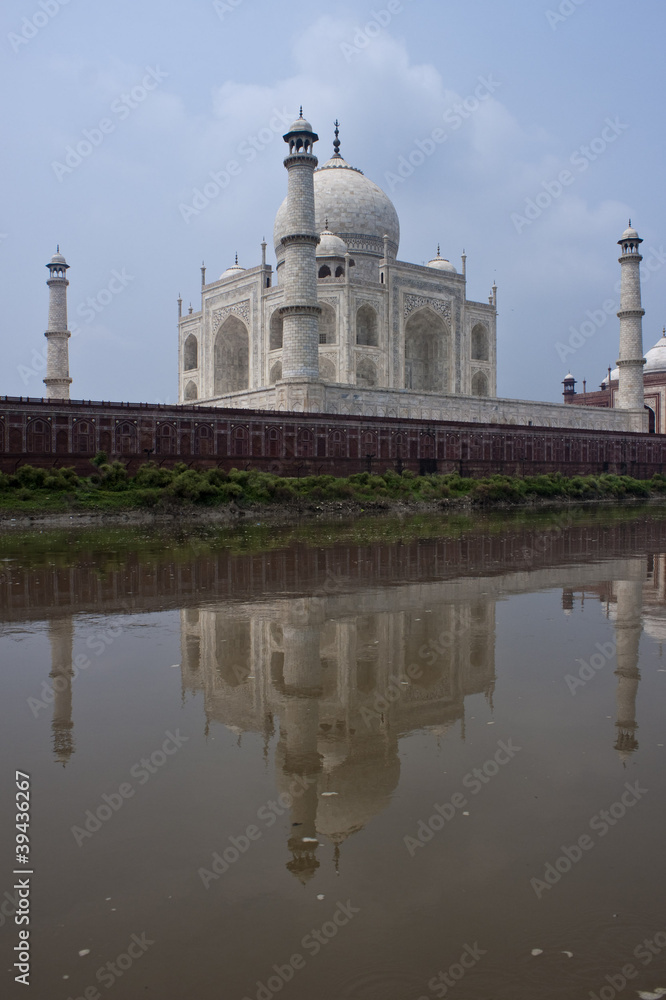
1 508 665 1000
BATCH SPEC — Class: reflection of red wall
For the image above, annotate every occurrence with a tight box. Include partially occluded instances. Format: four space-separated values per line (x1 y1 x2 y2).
2 396 666 477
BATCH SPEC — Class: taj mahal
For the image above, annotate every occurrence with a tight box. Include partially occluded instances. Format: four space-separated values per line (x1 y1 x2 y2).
33 110 657 444
168 111 647 433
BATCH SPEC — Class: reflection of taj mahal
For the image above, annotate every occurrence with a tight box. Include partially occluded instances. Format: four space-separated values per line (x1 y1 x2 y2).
35 548 662 879
179 588 495 881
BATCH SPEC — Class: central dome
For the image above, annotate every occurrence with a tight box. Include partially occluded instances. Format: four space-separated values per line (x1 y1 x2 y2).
274 152 400 263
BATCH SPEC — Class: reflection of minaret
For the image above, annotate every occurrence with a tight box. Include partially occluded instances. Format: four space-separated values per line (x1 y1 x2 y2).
49 618 75 765
278 604 323 883
613 578 643 761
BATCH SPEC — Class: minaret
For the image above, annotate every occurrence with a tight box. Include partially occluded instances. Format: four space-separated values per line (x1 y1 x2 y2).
278 110 321 381
616 221 645 415
43 247 72 400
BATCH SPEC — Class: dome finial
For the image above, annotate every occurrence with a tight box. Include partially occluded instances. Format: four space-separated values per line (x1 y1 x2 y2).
333 119 341 158
299 105 303 118
436 244 441 257
56 243 60 252
235 252 238 265
628 218 632 227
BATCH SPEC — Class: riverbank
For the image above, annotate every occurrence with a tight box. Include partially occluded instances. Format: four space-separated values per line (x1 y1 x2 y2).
1 463 666 530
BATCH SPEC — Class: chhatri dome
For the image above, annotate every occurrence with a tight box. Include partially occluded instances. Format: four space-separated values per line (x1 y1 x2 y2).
428 245 457 274
273 121 400 263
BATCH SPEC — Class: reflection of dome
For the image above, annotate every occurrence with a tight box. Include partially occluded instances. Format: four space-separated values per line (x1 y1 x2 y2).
274 154 400 259
314 737 401 844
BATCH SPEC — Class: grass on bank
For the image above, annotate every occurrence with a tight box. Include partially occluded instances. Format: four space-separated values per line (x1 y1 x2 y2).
1 457 666 514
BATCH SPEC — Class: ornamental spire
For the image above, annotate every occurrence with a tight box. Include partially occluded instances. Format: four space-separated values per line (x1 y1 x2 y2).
333 119 341 158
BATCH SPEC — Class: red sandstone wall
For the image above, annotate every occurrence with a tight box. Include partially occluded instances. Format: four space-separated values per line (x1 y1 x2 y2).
1 396 665 478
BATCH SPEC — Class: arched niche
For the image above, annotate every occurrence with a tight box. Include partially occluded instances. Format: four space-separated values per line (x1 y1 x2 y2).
356 304 378 346
184 380 198 400
404 308 449 392
183 334 198 371
269 310 283 350
319 303 337 345
319 357 336 382
270 360 282 384
472 371 489 397
471 323 489 361
214 315 249 395
356 357 377 388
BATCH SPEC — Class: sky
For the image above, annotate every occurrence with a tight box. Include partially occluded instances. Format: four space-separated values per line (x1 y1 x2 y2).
2 0 665 405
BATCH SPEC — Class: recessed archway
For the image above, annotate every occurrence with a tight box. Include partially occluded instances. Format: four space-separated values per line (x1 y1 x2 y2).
184 380 198 400
356 304 378 346
404 308 449 392
183 334 198 370
471 323 489 361
471 371 489 397
214 316 249 395
269 310 283 350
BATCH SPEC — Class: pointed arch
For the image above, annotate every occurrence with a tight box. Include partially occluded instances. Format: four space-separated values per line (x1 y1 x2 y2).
214 315 249 395
270 310 283 350
472 371 489 397
356 357 377 388
183 334 198 371
319 302 337 345
404 307 450 393
184 380 198 400
356 304 378 346
471 323 489 361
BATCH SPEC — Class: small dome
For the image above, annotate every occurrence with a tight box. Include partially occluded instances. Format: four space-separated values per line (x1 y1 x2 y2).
428 247 456 273
317 229 347 258
220 255 245 280
286 108 314 133
49 247 67 265
644 329 666 373
563 372 575 381
621 224 639 241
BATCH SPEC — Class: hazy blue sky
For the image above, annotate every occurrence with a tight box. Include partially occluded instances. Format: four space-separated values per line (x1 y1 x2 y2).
2 0 665 404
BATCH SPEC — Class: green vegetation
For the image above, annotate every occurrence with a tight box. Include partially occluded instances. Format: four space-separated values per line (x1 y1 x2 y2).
1 460 666 517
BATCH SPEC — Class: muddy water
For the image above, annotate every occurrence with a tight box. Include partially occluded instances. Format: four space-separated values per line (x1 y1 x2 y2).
1 509 665 1000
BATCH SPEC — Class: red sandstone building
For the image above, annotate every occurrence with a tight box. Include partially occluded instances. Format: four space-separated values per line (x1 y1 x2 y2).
564 328 666 435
